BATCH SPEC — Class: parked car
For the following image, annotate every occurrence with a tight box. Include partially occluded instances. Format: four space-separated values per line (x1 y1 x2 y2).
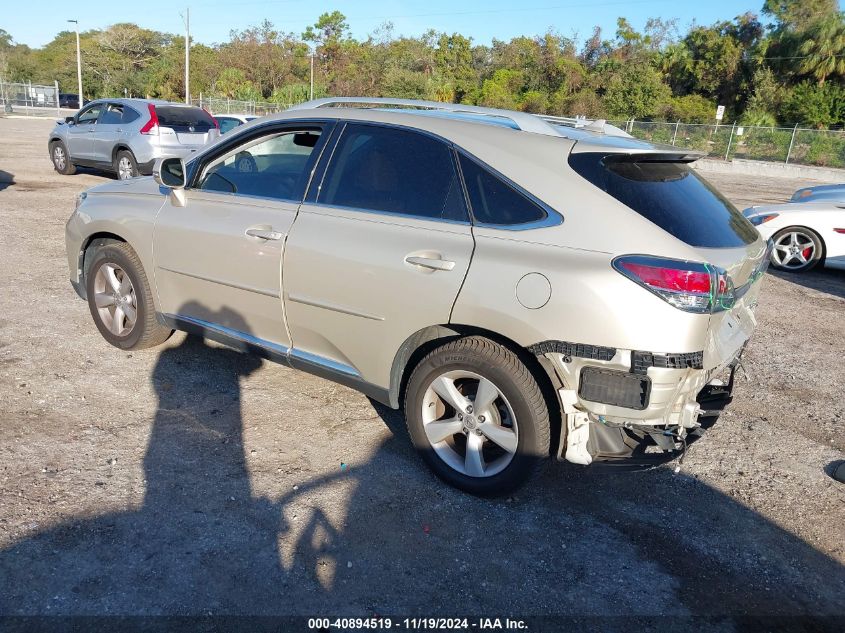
743 202 845 272
791 183 845 204
48 99 220 180
214 113 258 134
58 93 80 109
65 97 768 495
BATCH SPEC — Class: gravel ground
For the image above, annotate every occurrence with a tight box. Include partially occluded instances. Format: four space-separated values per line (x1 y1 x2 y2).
0 117 843 625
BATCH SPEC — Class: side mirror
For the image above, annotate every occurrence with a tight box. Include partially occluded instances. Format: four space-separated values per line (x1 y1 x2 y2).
65 116 75 124
153 157 186 189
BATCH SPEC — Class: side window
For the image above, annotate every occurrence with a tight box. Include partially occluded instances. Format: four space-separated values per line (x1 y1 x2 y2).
99 104 124 125
319 124 467 222
122 107 140 124
216 117 241 134
197 128 321 202
76 104 103 125
459 154 547 226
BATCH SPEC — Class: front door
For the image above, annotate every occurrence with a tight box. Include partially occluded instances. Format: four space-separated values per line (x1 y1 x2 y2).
66 102 103 161
153 123 330 351
283 123 476 390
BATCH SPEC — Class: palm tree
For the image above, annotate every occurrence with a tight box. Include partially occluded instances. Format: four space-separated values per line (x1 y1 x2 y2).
798 13 845 86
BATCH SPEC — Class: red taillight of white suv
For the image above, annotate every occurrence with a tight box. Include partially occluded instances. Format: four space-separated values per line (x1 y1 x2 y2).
613 255 735 314
139 103 159 135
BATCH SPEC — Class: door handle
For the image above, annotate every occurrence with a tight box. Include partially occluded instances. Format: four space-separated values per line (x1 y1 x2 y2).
404 255 456 271
116 128 123 133
245 227 283 240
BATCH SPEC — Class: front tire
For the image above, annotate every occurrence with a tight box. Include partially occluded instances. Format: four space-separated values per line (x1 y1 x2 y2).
85 242 172 350
770 227 824 272
50 141 76 175
404 336 550 496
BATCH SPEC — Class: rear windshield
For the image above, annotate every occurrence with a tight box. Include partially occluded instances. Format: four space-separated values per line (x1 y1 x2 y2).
569 153 758 248
155 106 216 131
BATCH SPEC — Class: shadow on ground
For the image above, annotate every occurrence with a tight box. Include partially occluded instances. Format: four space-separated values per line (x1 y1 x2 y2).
0 305 843 622
770 267 845 301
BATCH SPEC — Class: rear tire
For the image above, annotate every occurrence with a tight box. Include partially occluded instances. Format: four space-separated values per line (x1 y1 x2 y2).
50 141 76 175
85 242 172 350
115 150 139 180
404 336 550 496
770 227 824 272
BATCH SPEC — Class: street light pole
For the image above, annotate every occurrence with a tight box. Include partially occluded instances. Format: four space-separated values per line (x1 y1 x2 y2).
67 19 83 107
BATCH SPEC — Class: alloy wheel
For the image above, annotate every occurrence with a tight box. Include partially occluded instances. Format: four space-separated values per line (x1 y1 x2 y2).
118 156 134 180
421 370 518 478
53 146 66 170
92 263 137 336
773 231 817 270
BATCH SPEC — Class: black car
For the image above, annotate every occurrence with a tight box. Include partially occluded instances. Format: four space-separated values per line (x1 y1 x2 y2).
59 93 80 109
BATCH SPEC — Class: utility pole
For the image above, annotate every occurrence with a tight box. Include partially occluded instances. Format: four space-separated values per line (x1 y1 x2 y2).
67 19 83 107
181 8 190 104
309 50 314 100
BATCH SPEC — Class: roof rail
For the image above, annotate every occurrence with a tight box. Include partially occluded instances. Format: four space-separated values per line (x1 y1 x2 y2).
289 97 568 137
540 114 631 138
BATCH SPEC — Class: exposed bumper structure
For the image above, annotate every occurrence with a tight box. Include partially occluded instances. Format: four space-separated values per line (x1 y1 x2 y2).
536 341 745 467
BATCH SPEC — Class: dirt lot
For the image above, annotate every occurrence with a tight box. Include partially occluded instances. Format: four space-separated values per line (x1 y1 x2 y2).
0 117 843 624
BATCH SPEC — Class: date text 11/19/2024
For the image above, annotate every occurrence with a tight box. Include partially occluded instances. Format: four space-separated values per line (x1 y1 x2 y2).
308 617 529 630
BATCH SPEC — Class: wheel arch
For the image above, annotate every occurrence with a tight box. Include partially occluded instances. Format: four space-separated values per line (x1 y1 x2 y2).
112 144 134 165
389 323 563 455
77 232 128 299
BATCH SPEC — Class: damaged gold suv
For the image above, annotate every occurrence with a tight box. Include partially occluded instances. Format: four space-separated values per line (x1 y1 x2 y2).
65 98 769 495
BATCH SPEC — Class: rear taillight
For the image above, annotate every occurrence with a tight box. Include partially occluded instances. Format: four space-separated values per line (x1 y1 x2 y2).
613 255 735 314
139 103 159 134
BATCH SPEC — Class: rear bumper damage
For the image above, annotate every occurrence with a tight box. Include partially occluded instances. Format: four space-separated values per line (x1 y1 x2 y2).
535 341 745 468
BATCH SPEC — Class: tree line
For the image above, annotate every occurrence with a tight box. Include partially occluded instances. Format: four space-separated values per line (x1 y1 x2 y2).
1 0 844 128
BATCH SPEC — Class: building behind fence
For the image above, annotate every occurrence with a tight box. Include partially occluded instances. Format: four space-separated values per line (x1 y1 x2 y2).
611 119 845 170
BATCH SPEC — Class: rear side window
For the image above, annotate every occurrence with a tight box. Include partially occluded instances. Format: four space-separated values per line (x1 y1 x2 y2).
319 124 467 222
155 106 216 132
459 154 547 226
122 107 139 124
569 153 758 248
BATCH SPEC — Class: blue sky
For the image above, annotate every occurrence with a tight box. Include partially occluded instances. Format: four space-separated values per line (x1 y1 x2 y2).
7 0 765 48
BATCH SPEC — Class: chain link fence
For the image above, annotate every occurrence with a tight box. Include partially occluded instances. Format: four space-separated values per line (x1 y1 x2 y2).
0 79 76 117
611 120 845 170
192 95 297 117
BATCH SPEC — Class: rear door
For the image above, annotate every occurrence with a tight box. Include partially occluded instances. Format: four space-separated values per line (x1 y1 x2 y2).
283 122 475 391
91 102 126 163
66 102 103 161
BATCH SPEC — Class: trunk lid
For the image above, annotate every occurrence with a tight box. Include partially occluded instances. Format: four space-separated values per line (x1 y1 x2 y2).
154 105 219 149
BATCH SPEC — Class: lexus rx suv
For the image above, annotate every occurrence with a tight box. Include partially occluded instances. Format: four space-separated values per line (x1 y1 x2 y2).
65 98 769 495
49 98 219 180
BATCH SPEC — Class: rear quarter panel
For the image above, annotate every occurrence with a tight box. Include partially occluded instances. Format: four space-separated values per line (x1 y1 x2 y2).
451 230 711 354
